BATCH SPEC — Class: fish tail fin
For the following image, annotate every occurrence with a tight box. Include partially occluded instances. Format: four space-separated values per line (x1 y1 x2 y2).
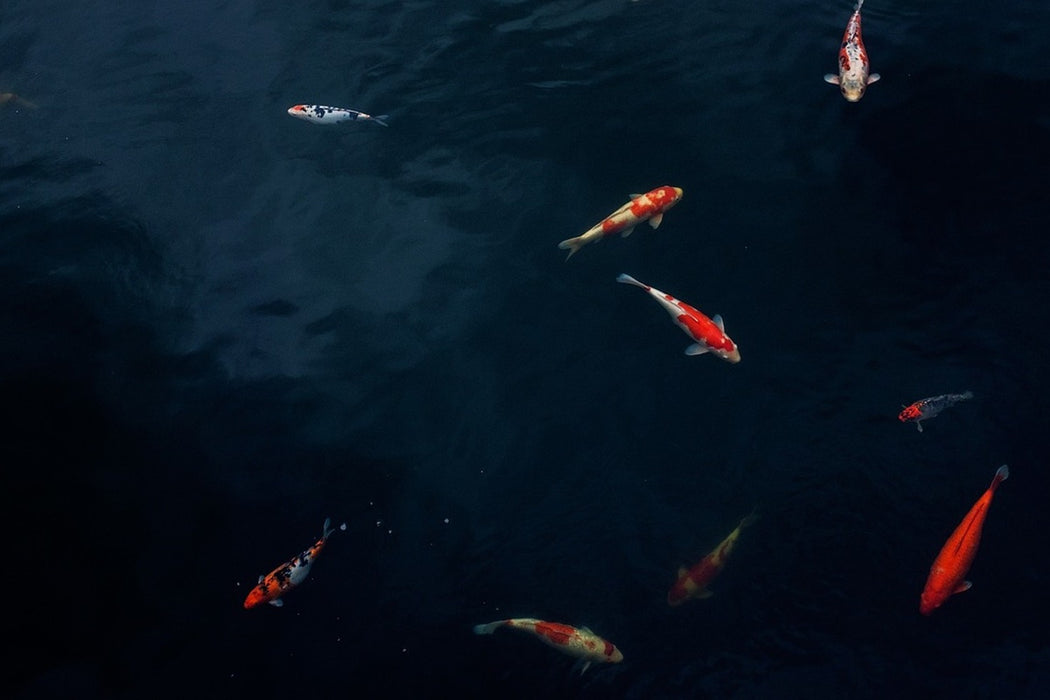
854 0 865 11
992 464 1009 489
740 509 760 528
473 620 505 635
557 236 585 260
961 390 975 400
322 517 335 539
616 273 645 288
371 115 390 127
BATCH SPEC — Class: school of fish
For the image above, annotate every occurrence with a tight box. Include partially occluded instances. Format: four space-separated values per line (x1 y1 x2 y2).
182 0 1012 680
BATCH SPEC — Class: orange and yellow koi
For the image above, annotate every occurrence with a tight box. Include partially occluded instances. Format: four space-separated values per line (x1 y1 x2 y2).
920 465 1008 616
558 185 683 259
668 514 757 606
473 618 623 673
243 517 345 609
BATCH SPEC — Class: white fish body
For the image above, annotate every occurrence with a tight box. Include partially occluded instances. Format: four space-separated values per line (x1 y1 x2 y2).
287 104 389 126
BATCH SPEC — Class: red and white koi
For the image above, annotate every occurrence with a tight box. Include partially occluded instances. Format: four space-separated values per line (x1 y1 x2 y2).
287 104 389 126
243 517 346 609
617 273 740 363
898 390 973 432
824 0 880 102
668 513 757 606
920 465 1008 616
558 185 683 259
473 618 623 673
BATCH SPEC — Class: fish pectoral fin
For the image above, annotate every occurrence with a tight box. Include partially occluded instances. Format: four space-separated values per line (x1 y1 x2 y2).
621 226 636 238
257 575 264 584
916 422 924 433
867 73 881 85
269 598 284 607
824 74 841 85
678 567 689 577
685 343 709 356
954 581 973 595
712 314 725 332
648 213 664 229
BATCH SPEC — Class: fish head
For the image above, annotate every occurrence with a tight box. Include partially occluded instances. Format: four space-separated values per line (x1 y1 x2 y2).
648 186 684 211
919 591 941 616
608 645 624 663
721 346 742 364
243 586 268 609
287 104 315 120
839 77 868 102
898 405 921 422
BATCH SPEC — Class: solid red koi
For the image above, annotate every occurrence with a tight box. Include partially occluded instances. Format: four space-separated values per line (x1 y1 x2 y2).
920 465 1009 615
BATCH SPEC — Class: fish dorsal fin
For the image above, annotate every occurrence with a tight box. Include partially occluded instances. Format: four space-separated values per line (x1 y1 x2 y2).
685 343 709 356
649 213 664 229
580 626 593 634
621 226 636 238
629 193 642 199
954 581 973 595
712 314 725 331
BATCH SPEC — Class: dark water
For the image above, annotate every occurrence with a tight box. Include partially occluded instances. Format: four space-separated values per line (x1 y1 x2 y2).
3 0 1050 697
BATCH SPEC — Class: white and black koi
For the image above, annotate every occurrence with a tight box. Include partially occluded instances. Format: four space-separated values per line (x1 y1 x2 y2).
287 104 389 126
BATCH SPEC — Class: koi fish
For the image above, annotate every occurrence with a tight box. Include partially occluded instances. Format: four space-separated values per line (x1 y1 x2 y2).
920 465 1009 616
668 513 757 606
243 517 346 609
558 186 683 259
0 92 37 110
898 390 973 432
287 104 389 126
473 618 623 673
616 273 740 363
824 0 880 102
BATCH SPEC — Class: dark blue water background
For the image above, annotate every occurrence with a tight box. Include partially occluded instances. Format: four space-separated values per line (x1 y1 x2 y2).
3 1 1049 697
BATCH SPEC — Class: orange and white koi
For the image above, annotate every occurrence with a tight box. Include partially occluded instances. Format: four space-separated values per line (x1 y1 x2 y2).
824 0 880 102
473 618 623 673
243 517 345 609
920 465 1008 616
558 185 683 259
898 390 973 432
0 92 37 110
287 104 389 126
668 513 757 606
617 273 740 363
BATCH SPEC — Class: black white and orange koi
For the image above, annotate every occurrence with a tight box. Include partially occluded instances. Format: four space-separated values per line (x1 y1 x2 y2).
617 273 740 363
558 185 683 259
243 517 346 609
667 513 757 606
898 390 973 432
287 104 389 126
824 0 880 102
473 618 623 673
